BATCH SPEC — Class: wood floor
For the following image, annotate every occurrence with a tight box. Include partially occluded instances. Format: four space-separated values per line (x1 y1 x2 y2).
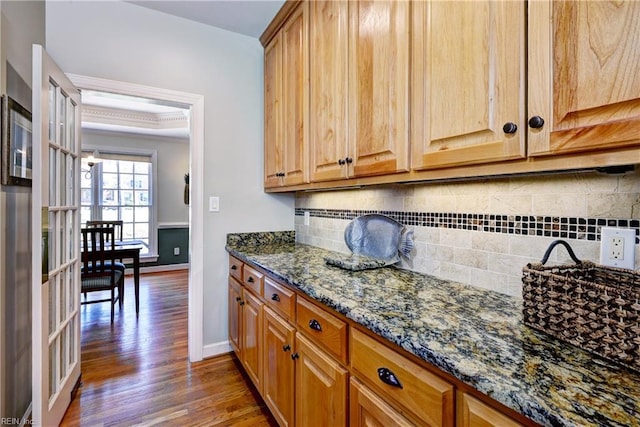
61 270 277 427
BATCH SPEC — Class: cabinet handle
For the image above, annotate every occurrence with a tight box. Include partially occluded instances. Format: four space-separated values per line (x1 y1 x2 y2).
235 296 242 302
291 353 299 360
271 293 280 302
239 301 245 306
338 159 346 166
528 116 545 129
276 172 285 177
247 277 254 283
308 319 322 332
377 367 403 389
502 122 517 134
282 344 291 352
345 157 353 164
231 265 237 270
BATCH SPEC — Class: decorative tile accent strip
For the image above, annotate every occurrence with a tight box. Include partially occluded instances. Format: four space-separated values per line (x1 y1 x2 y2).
294 208 640 243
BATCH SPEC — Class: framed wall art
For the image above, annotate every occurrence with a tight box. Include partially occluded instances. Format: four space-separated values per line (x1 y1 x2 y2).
1 95 33 186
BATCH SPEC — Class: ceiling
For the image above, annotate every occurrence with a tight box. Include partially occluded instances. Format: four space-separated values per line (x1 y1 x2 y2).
128 0 285 39
82 0 285 139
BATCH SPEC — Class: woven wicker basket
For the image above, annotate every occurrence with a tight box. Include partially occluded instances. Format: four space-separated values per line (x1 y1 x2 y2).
522 240 640 372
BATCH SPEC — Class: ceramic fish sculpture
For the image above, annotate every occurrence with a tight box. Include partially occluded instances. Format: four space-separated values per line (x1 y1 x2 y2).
325 214 414 271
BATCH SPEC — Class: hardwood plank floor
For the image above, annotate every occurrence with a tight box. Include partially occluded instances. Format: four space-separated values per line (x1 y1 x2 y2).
61 270 277 427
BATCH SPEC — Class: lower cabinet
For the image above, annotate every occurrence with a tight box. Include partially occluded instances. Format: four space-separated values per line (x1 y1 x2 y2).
294 333 349 427
263 307 296 427
228 255 532 427
350 377 415 427
456 392 524 427
242 289 264 394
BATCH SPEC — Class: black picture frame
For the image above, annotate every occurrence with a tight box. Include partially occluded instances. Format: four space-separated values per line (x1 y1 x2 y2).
1 95 33 187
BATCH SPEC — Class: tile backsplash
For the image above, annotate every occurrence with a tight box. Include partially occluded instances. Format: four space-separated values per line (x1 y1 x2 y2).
295 170 640 297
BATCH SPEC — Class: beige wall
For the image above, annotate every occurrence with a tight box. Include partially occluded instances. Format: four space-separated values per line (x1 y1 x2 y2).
296 169 640 296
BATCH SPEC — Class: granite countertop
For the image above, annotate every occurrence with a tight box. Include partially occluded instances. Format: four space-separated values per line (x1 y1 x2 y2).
225 232 640 427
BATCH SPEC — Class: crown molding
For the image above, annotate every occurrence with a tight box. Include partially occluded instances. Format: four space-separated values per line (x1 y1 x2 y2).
82 105 188 130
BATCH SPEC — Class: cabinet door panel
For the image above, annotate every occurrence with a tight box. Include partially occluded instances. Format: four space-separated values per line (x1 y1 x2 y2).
295 334 348 427
242 290 264 393
228 277 242 355
282 5 308 186
528 1 640 156
309 0 349 182
264 34 283 188
263 308 295 427
456 392 524 427
348 0 410 177
411 1 525 169
350 378 415 427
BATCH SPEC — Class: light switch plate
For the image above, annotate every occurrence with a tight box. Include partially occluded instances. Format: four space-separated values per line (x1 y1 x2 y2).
209 196 220 212
600 227 636 269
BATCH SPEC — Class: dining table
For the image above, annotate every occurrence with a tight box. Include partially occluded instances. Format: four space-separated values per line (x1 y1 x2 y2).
111 241 143 316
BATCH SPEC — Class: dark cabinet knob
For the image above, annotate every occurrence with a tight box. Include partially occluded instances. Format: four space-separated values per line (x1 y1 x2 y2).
528 116 545 129
309 319 322 332
271 293 280 302
338 159 346 166
502 122 517 134
282 344 291 352
276 172 285 177
291 353 299 360
235 296 241 302
247 277 254 283
239 301 245 306
345 157 353 164
377 367 403 389
231 265 237 270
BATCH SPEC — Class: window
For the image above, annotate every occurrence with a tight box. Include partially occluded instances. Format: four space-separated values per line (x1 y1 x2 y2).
81 150 156 257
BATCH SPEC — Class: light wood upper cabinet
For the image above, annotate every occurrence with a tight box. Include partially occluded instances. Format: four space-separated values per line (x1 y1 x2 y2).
310 0 409 182
264 4 308 188
528 1 640 156
309 0 349 182
348 0 410 177
411 0 526 170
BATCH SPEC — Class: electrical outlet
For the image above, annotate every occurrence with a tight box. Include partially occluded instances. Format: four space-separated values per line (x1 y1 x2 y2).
174 247 180 256
600 227 636 269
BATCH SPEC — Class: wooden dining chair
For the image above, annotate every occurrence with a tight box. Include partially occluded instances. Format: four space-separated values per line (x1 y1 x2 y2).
80 227 125 323
85 220 126 272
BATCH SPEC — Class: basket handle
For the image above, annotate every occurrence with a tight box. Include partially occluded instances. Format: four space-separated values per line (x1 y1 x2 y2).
540 240 582 265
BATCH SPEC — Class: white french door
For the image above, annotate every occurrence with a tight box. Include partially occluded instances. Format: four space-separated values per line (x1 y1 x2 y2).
31 45 82 426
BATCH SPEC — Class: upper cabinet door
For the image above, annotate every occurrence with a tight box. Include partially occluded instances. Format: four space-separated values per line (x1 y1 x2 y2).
348 0 410 178
264 34 284 188
309 0 349 182
281 5 309 186
411 1 526 170
528 1 640 156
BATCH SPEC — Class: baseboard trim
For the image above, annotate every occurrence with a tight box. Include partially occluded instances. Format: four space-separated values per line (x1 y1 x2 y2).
202 341 233 359
128 263 190 274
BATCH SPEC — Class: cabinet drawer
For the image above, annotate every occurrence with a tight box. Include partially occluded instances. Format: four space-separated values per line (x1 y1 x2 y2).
296 297 348 364
264 277 296 320
350 328 454 427
243 264 264 296
229 256 243 281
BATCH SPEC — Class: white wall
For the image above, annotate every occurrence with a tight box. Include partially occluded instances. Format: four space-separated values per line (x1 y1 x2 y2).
45 1 294 346
83 131 190 224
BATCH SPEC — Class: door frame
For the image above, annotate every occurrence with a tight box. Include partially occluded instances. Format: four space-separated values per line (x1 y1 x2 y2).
67 73 205 362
